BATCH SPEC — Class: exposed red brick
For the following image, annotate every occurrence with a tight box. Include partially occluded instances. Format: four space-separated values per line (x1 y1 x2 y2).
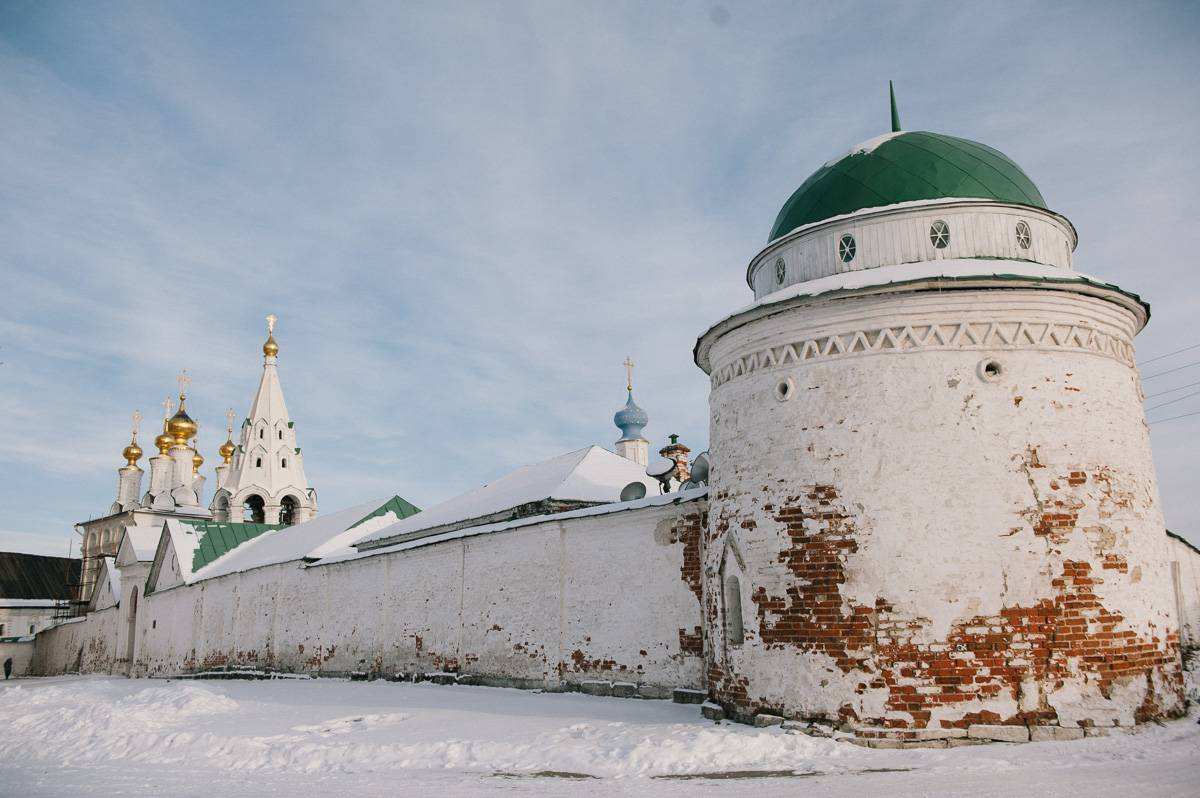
710 482 1184 730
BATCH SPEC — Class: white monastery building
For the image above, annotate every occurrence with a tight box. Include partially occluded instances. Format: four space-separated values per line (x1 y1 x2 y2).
23 93 1200 745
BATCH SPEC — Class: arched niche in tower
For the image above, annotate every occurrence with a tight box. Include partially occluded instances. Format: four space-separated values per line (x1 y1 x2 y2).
243 494 265 524
279 495 299 526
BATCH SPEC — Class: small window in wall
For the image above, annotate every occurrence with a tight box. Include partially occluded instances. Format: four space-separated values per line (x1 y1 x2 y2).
774 257 786 285
259 429 264 439
724 575 745 646
255 457 262 468
929 219 951 248
278 430 283 440
838 234 856 263
29 624 35 634
281 458 287 469
1015 220 1031 249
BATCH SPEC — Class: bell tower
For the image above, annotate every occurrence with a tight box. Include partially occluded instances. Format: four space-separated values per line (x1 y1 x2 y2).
210 314 317 525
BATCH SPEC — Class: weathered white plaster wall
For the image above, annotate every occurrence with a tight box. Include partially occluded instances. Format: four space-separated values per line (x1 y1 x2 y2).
30 610 119 675
35 499 707 693
1168 534 1200 649
0 640 35 678
750 201 1075 298
701 285 1184 730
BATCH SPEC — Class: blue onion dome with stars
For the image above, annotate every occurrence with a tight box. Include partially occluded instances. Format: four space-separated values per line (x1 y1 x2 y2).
614 388 652 439
614 357 648 441
614 391 648 442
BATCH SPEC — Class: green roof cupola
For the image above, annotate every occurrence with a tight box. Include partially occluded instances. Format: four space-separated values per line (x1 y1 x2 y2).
768 85 1047 241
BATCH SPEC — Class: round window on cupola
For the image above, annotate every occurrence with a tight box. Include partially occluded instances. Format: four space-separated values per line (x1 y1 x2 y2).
838 234 856 263
1015 220 1032 249
929 220 951 249
775 257 786 285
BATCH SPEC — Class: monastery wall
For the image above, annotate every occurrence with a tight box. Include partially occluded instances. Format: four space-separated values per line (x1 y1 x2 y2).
30 609 120 675
1168 534 1200 650
31 499 708 693
702 287 1186 732
0 640 35 678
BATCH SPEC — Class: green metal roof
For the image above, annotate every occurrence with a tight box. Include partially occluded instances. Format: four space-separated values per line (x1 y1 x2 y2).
348 495 421 530
769 131 1047 241
181 519 283 572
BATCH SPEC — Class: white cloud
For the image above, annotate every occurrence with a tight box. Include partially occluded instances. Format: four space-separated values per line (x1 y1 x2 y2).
0 1 1197 547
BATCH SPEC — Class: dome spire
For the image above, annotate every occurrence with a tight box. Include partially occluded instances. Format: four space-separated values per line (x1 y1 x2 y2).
155 395 175 454
263 313 279 357
218 407 236 464
889 80 901 132
122 409 144 466
167 369 198 445
613 356 650 465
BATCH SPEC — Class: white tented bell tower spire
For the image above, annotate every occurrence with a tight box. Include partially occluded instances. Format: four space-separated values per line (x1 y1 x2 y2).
210 314 317 525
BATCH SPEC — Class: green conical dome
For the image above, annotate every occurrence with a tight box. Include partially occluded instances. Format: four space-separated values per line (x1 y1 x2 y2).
769 131 1047 242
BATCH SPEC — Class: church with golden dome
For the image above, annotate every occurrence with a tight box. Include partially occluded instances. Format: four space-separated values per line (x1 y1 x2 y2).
76 314 317 602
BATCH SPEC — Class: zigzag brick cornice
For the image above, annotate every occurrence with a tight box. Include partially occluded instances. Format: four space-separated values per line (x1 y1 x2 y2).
710 319 1134 388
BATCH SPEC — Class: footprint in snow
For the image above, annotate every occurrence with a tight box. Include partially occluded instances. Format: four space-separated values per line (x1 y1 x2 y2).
292 712 410 735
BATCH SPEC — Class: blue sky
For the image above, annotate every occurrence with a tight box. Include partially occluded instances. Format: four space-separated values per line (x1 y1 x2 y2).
1 0 1198 555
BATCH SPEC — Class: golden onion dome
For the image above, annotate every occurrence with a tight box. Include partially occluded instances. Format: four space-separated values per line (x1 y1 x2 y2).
192 447 204 473
154 428 174 455
263 334 279 357
218 438 236 464
122 437 143 466
167 398 198 445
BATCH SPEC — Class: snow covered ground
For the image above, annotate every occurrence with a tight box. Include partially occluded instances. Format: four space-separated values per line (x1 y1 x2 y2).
1 676 1196 797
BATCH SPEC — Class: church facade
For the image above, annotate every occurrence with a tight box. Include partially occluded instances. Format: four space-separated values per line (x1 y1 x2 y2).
30 101 1200 743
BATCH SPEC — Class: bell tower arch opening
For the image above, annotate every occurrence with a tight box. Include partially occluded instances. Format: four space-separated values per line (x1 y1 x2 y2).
243 494 265 523
279 495 298 526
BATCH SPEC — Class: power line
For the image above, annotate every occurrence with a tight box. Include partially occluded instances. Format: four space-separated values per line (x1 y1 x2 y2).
1142 360 1200 381
1144 389 1200 413
1149 409 1200 425
1144 379 1200 399
1138 342 1200 366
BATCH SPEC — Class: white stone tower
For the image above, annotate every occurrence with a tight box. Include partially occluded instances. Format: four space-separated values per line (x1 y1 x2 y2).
210 315 317 525
694 93 1184 737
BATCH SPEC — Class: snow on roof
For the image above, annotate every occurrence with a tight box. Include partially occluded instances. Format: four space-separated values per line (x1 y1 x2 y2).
746 259 1136 314
355 446 660 550
822 130 906 167
762 196 1076 250
162 519 203 584
189 497 405 582
0 598 64 608
317 487 709 568
699 258 1148 371
120 526 162 563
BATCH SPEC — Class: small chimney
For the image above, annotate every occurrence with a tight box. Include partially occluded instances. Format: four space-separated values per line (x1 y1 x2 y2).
659 434 691 485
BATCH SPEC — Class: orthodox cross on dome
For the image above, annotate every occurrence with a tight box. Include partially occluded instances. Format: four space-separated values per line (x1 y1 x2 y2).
225 407 236 437
623 357 635 392
162 396 175 421
266 313 277 335
131 410 142 437
177 369 191 399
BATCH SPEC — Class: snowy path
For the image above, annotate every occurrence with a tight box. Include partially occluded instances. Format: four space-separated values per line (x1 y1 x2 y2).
1 676 1196 796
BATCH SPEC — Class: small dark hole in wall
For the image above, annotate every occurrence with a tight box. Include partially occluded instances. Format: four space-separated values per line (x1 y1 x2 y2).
984 361 1001 378
152 620 156 629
